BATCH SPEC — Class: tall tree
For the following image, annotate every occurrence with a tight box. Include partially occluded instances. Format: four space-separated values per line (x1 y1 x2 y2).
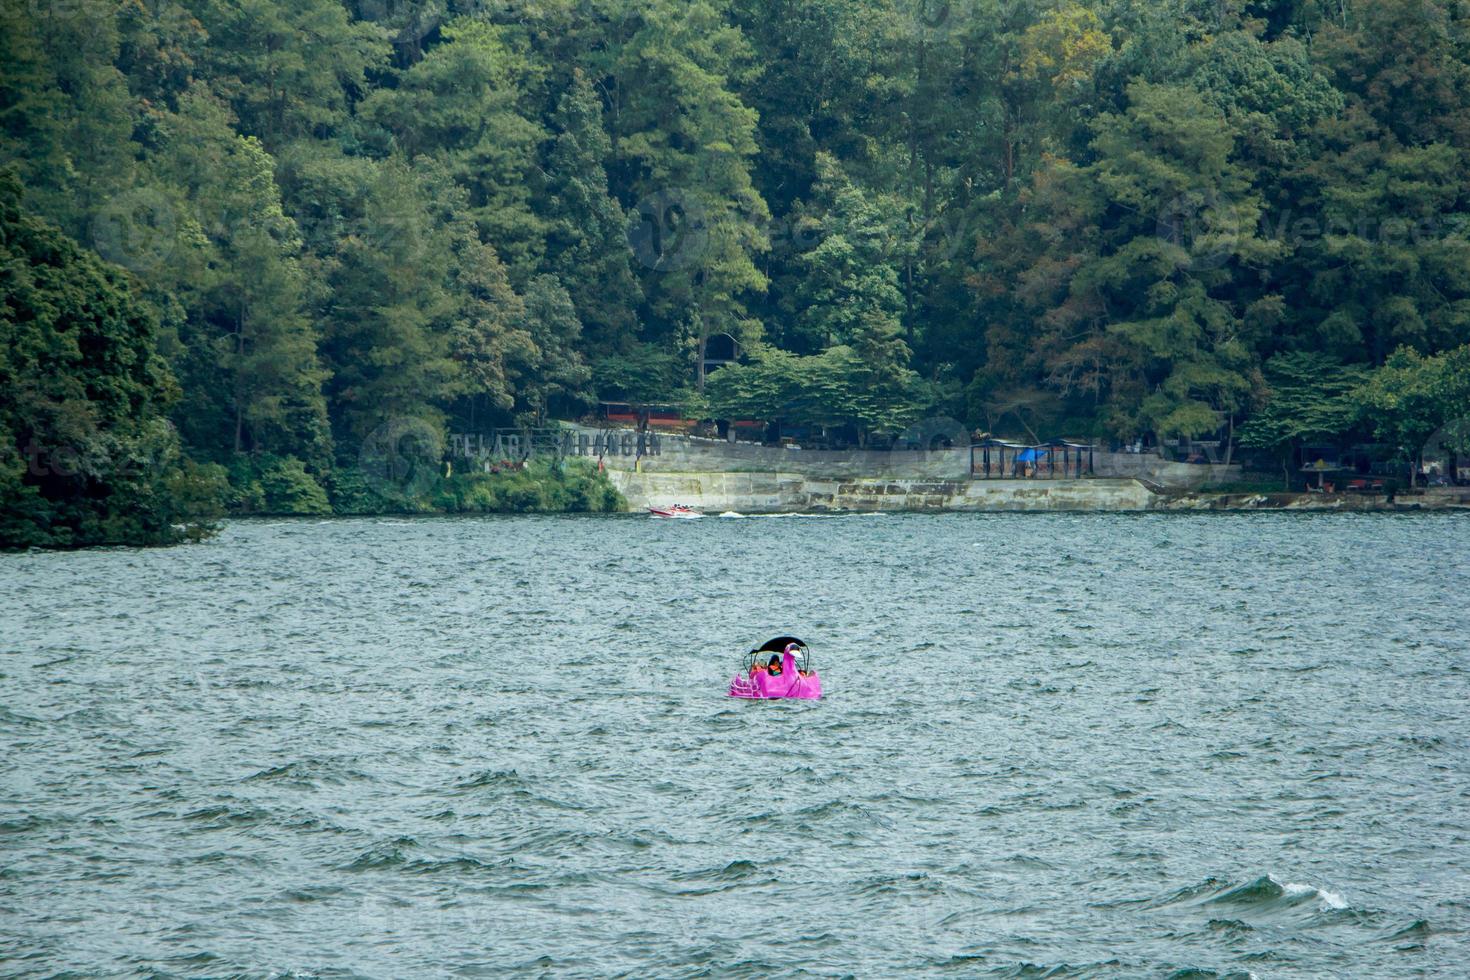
512 275 593 426
358 18 546 276
1359 344 1470 486
791 154 906 352
151 88 330 463
610 0 770 390
320 159 465 446
977 80 1279 441
1239 351 1369 487
448 226 530 427
184 0 385 146
538 69 642 353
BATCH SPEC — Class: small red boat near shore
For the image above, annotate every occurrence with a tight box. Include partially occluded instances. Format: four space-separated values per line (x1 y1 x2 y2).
648 505 703 519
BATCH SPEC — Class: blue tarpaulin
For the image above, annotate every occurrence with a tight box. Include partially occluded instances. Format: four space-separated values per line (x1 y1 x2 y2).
1016 448 1050 462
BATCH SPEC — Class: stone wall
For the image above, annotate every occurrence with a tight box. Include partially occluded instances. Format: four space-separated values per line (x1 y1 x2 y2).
576 427 1238 488
613 471 1157 513
613 471 1465 514
1158 489 1470 511
561 426 1240 493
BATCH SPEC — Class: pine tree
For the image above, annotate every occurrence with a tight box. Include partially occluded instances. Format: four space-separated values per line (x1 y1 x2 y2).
358 18 546 277
185 0 385 146
449 227 529 422
539 69 642 353
151 88 330 463
512 275 593 426
320 159 464 446
793 154 906 350
610 0 770 390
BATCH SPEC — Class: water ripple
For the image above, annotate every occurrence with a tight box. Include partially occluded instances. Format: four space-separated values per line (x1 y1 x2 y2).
1 513 1468 975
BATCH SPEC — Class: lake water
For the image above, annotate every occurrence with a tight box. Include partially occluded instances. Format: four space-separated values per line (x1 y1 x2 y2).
2 513 1468 977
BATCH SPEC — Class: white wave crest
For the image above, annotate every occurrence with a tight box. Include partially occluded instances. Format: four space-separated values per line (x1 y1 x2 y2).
1282 878 1348 909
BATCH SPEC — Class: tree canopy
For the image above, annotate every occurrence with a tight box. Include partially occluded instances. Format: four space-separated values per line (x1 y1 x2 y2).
5 0 1470 539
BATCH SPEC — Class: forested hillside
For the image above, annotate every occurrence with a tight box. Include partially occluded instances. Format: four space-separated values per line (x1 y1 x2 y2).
4 0 1470 542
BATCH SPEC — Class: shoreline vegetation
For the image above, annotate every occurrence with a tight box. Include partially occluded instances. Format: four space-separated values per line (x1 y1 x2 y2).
5 3 1470 548
7 444 1466 553
2 458 626 551
226 456 624 518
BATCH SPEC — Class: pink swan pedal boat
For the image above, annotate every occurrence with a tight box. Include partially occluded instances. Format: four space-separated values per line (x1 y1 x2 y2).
728 636 822 700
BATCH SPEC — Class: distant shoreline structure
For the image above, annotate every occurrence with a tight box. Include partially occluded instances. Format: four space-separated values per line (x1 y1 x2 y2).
560 428 1468 515
608 469 1470 515
430 425 1470 515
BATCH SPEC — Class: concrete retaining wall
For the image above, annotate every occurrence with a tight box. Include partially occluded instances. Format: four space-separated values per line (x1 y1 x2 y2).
614 471 1470 514
613 472 1157 513
1158 490 1470 511
575 427 1238 488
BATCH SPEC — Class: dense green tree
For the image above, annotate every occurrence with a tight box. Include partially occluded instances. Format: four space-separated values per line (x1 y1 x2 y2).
705 323 918 443
538 69 642 353
0 170 209 547
609 0 770 389
512 275 593 425
184 0 386 145
358 18 546 275
320 159 465 446
448 229 528 424
116 0 210 108
8 0 1470 539
1239 352 1369 487
838 309 923 442
1358 344 1470 485
1311 0 1470 150
151 88 330 463
704 345 802 426
791 154 907 352
1274 3 1470 365
977 80 1279 441
592 341 685 404
0 4 69 203
0 0 141 236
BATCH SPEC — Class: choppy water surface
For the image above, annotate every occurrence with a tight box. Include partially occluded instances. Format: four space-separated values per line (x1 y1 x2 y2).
2 513 1468 977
